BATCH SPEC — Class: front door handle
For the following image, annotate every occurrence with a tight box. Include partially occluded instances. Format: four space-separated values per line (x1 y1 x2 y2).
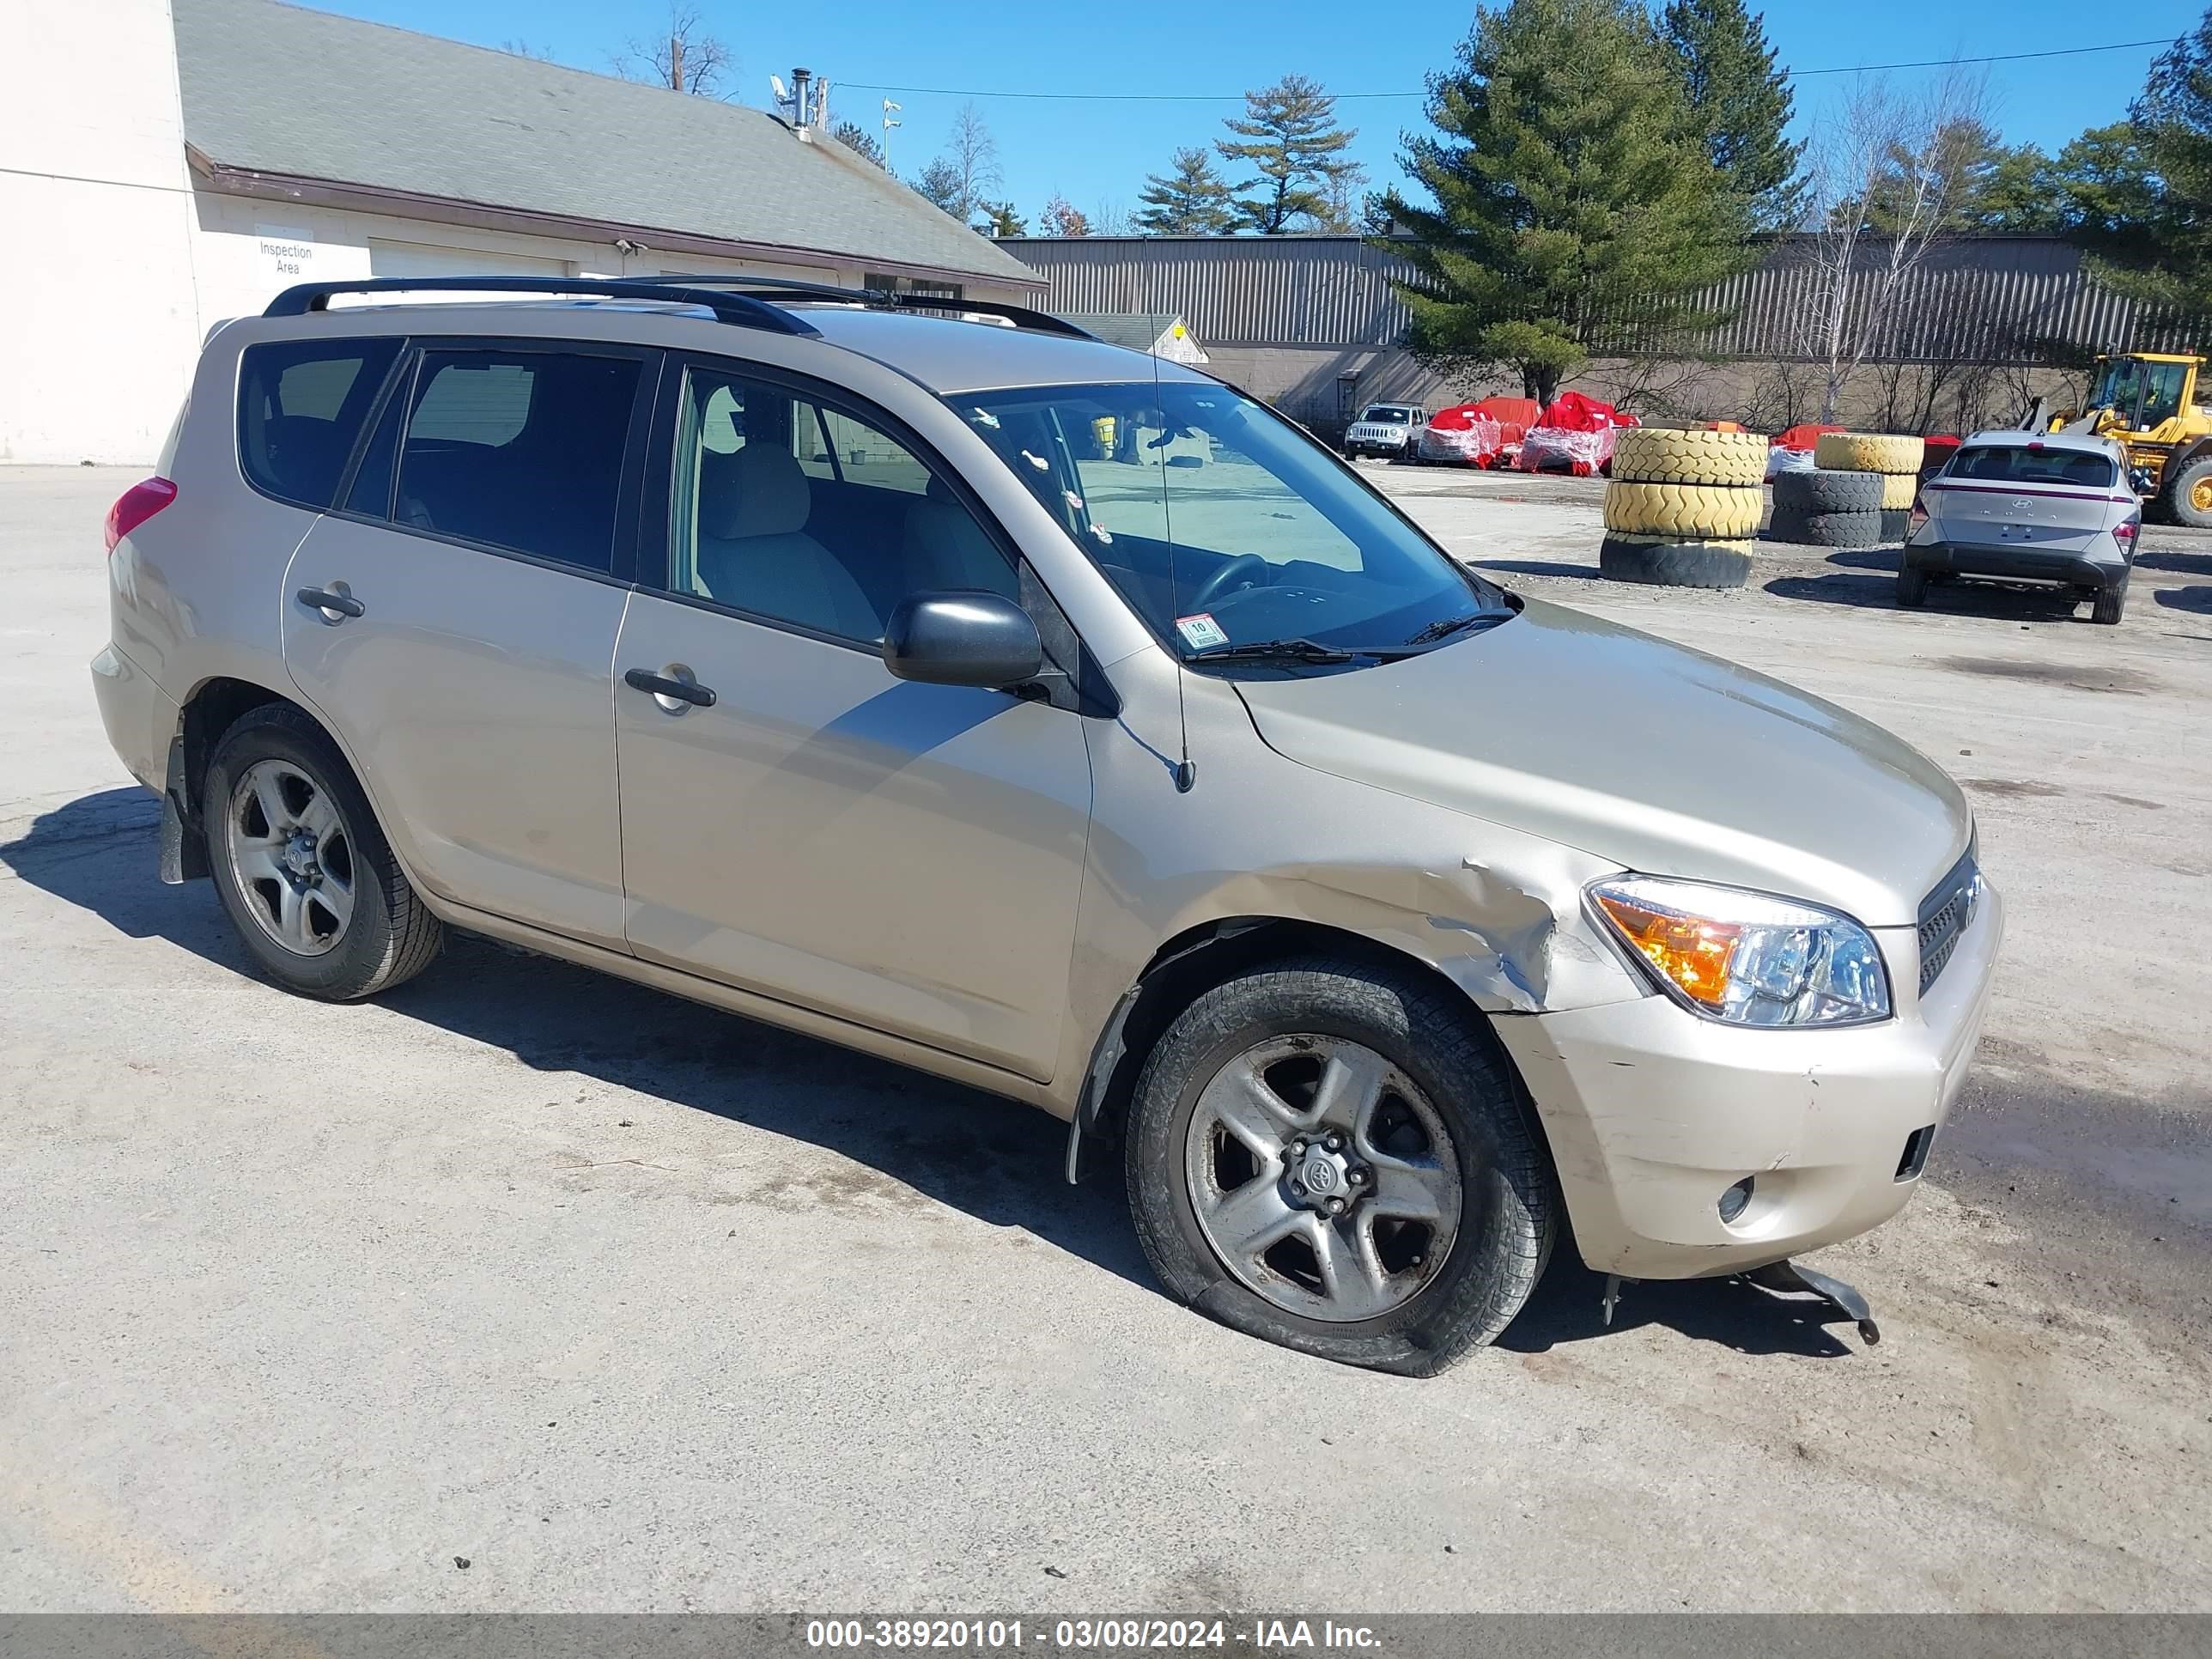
624 665 717 711
296 583 365 623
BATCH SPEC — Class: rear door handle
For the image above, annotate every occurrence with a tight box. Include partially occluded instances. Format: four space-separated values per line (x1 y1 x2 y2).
624 665 717 710
296 584 364 622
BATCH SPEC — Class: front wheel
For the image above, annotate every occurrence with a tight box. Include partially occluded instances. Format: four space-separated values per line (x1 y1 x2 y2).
1125 958 1554 1375
204 703 443 1000
2168 457 2212 530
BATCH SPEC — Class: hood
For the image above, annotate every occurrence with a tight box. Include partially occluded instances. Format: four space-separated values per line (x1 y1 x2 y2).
1232 598 1970 927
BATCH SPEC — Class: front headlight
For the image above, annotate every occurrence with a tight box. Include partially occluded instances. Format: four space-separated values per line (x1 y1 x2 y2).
1589 876 1891 1027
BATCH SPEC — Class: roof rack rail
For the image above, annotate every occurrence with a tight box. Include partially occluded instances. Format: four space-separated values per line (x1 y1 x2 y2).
649 273 1097 340
263 276 820 337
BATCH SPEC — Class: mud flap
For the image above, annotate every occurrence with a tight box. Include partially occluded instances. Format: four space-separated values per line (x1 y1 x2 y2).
1746 1260 1881 1346
158 738 208 885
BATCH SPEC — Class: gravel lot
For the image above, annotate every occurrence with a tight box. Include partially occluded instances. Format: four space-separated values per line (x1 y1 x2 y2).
3 464 2208 1613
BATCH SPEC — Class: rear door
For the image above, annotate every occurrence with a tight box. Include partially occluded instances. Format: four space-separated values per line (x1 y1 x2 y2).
281 337 656 951
1928 443 2124 551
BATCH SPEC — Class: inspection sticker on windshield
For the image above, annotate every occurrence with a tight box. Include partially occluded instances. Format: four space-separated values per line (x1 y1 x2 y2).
1176 613 1230 650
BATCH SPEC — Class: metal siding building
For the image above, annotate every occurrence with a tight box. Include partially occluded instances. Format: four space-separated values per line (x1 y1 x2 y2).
1007 233 2189 363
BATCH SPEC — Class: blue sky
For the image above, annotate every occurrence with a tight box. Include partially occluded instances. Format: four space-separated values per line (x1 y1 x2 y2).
301 0 2198 224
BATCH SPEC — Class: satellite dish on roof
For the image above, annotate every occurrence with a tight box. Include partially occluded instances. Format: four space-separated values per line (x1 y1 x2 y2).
769 73 789 105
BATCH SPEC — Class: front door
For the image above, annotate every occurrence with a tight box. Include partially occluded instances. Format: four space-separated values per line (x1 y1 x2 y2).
611 360 1091 1080
283 340 654 950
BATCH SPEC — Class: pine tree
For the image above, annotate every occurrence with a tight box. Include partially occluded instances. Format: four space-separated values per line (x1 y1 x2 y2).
1662 0 1804 230
1135 148 1241 234
910 158 966 218
975 200 1028 238
1380 0 1754 404
832 120 887 168
1217 76 1362 234
2072 14 2212 316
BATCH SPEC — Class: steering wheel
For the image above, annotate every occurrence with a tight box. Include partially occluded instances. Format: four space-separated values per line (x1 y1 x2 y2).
1189 553 1273 611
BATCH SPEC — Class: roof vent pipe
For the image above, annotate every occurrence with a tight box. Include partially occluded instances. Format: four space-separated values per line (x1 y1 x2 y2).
791 68 813 128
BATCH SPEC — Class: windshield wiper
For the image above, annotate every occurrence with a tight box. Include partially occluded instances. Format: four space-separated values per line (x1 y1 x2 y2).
1404 608 1509 646
1189 637 1358 665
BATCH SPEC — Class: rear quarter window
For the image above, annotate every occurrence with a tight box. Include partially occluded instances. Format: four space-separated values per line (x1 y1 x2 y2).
237 338 401 510
1949 445 2118 490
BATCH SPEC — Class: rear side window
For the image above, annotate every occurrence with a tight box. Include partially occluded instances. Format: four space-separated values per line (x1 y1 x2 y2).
393 348 642 574
1949 445 2118 490
237 338 400 509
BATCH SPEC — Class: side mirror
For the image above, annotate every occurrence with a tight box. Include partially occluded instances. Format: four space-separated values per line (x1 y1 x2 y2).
882 591 1044 690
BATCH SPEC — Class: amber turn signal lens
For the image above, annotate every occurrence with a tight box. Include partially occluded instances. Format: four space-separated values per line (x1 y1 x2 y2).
1592 891 1741 1010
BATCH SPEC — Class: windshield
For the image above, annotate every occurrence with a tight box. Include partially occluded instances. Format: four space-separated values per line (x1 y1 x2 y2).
957 380 1504 662
1360 404 1416 424
2089 357 2143 419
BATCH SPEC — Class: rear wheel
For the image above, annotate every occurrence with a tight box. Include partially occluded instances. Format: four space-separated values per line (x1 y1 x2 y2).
1896 565 1929 607
204 704 442 1000
2168 457 2212 529
2093 580 2127 626
1125 958 1554 1375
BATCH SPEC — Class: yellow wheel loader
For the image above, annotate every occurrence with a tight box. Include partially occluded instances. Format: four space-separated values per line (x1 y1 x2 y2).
2045 352 2212 526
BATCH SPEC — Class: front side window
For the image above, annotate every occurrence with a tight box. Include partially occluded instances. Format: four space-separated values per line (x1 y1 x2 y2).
237 337 400 509
957 380 1504 663
2139 362 2189 428
668 366 1014 644
393 348 641 574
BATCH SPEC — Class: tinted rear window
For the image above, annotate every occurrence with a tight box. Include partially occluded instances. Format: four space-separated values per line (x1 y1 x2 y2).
238 339 400 509
1949 445 2118 490
393 348 641 574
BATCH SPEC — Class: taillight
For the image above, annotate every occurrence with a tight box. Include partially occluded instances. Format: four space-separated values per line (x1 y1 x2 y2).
2113 515 2139 550
1906 494 1928 537
104 477 177 553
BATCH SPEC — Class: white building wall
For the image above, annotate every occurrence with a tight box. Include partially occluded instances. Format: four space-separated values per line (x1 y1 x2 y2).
0 0 204 464
2 5 1032 464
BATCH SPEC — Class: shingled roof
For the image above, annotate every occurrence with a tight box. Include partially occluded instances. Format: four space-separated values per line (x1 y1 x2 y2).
173 0 1042 289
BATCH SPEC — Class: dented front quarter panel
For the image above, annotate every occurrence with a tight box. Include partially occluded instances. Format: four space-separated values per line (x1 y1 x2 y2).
1047 653 1647 1116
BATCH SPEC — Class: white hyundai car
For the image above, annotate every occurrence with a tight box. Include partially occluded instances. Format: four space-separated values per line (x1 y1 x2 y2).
1899 430 2141 624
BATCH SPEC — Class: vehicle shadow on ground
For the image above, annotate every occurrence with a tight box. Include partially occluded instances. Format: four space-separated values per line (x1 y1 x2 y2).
1766 565 2092 623
1501 1261 1860 1358
2154 584 2212 613
1471 556 1605 581
5 788 1863 1359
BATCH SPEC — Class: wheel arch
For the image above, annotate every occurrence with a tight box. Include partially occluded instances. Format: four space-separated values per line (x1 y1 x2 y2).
1067 915 1557 1187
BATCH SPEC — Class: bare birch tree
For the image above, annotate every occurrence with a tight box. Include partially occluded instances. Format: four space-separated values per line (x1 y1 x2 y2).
1796 68 1990 421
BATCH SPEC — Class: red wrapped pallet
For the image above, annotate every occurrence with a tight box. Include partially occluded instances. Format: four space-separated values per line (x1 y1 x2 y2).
1516 392 1638 477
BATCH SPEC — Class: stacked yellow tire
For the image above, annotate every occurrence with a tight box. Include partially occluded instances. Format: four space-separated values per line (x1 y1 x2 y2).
1814 432 1927 541
1600 428 1767 587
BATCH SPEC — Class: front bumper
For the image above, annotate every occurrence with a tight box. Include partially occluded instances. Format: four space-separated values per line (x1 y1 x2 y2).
1345 431 1413 455
1907 538 2125 590
1492 881 2004 1279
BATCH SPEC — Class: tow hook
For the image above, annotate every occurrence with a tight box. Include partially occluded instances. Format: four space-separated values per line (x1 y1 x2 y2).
1745 1260 1882 1346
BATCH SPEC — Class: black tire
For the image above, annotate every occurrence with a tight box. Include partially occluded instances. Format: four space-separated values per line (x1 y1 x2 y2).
2093 580 2127 625
1598 535 1753 588
1880 507 1911 542
1125 958 1554 1376
2167 456 2212 529
1896 565 1929 607
1775 507 1883 548
1771 467 1883 515
203 703 442 1000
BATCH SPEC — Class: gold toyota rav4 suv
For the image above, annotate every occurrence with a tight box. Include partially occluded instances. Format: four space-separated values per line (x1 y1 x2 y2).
93 276 2000 1372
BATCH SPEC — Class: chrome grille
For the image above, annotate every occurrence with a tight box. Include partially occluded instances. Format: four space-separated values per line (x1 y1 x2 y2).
1917 852 1981 997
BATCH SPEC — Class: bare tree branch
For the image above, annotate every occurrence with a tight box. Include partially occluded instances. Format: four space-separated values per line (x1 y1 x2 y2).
611 3 735 100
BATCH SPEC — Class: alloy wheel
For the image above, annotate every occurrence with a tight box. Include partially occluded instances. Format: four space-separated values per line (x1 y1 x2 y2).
1182 1034 1462 1322
224 758 356 957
